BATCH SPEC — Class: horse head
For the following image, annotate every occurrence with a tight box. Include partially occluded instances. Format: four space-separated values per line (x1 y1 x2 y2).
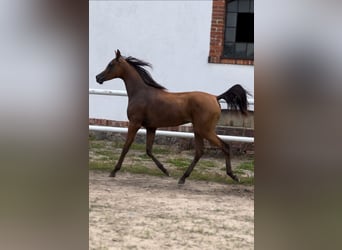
96 49 125 84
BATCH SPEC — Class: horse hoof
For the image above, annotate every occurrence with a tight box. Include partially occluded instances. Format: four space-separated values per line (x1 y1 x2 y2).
228 173 239 182
178 179 185 185
109 172 116 177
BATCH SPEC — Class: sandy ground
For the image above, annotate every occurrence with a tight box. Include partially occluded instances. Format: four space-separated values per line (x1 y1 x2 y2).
89 171 254 250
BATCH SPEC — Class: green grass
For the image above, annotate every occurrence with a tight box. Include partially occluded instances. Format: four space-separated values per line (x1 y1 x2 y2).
95 150 117 158
237 160 254 171
89 139 254 185
89 161 113 171
138 153 150 160
234 161 254 174
188 171 234 184
129 143 145 151
167 158 190 169
239 177 254 185
89 141 106 149
122 164 166 177
234 160 254 184
198 160 216 169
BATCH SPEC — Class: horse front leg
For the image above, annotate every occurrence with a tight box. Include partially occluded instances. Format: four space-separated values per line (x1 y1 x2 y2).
109 123 140 177
178 133 204 184
146 128 170 176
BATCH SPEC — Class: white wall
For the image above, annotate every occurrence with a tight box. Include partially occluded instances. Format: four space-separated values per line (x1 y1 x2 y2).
89 0 254 121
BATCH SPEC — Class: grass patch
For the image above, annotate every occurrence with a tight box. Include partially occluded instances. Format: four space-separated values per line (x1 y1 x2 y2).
89 141 106 149
89 161 113 171
234 160 254 185
167 158 190 169
198 160 216 169
95 150 117 158
151 147 170 154
129 143 145 151
236 160 254 171
189 171 234 184
97 155 111 161
138 154 150 160
122 165 166 177
239 177 254 185
89 139 254 185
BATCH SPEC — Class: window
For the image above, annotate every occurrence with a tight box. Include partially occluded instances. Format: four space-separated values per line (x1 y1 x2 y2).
209 0 254 65
223 0 254 59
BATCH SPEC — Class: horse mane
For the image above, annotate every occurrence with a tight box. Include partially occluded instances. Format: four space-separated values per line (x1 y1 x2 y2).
125 56 166 90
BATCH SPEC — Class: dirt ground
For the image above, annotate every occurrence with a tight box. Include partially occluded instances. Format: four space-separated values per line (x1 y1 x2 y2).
89 171 254 250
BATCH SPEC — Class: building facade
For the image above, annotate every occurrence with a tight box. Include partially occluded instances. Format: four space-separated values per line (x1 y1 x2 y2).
89 0 254 121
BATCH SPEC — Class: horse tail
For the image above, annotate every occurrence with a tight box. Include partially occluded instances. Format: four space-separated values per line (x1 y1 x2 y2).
216 84 249 115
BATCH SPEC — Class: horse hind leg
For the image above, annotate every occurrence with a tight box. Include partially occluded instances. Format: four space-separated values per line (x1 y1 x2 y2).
178 133 204 184
204 132 239 182
146 128 170 176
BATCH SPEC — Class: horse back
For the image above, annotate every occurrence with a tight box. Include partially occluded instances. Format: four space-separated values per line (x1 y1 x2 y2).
155 91 220 126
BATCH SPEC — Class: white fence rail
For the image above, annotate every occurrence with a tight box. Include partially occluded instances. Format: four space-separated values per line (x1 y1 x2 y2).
89 89 254 143
89 125 254 143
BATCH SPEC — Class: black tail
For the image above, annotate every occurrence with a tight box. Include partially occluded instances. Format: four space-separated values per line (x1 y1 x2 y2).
216 84 249 115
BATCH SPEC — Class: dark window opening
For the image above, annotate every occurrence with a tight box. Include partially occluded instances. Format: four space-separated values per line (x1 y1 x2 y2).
236 13 254 43
223 0 254 60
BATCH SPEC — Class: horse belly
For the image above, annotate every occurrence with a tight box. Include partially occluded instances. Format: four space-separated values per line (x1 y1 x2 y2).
145 103 190 128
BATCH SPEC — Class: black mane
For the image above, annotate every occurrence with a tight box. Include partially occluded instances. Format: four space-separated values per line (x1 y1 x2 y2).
125 56 166 90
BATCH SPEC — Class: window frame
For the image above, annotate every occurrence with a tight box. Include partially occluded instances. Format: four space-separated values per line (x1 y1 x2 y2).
208 0 254 65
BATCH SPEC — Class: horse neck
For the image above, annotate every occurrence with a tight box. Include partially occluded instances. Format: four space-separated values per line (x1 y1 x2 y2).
121 65 149 98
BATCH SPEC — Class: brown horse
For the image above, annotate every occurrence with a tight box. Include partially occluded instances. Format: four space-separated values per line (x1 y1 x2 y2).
96 50 249 184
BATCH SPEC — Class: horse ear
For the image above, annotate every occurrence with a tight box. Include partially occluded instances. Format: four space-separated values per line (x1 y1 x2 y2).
115 49 121 60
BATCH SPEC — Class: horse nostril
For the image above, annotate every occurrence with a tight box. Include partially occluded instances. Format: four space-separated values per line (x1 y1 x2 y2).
96 75 103 83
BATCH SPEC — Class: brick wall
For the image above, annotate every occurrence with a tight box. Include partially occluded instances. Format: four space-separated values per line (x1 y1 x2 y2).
209 0 226 63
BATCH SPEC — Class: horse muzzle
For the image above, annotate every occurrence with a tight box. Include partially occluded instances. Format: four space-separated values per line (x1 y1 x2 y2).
96 74 104 84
